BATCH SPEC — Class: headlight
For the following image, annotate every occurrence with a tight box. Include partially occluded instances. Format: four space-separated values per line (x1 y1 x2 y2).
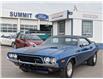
44 57 56 64
44 57 50 64
8 54 13 58
8 53 17 59
13 54 17 59
50 58 56 64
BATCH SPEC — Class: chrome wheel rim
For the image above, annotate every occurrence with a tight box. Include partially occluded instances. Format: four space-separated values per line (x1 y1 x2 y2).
93 54 96 63
67 62 73 77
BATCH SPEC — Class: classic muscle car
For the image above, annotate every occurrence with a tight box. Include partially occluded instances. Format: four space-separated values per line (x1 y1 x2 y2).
7 35 98 78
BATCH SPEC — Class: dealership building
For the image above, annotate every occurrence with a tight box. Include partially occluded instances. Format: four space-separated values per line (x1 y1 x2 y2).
0 9 103 44
49 10 103 43
0 9 52 36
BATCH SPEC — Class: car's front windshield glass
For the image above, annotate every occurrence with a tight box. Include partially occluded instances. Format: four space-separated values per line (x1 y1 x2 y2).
42 37 78 46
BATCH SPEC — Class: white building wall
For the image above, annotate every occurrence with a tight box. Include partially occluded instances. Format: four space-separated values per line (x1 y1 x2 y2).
52 22 58 35
65 19 71 35
40 20 52 25
1 32 16 36
1 18 18 24
73 19 82 36
1 18 18 35
17 18 20 33
73 19 103 43
89 21 102 43
0 17 52 36
50 10 103 43
102 21 103 43
20 19 38 25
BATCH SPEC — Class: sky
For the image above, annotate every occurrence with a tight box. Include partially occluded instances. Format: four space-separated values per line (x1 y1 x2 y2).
1 1 103 15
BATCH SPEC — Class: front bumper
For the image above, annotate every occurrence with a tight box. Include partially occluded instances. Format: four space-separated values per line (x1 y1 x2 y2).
7 57 59 68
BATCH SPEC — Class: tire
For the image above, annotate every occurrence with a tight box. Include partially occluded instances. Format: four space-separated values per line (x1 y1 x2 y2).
60 60 74 78
12 42 16 48
48 71 54 74
11 42 14 47
87 53 97 66
20 66 29 72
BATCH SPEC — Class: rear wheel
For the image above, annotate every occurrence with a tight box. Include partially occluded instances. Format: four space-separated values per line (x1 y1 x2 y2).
87 53 97 66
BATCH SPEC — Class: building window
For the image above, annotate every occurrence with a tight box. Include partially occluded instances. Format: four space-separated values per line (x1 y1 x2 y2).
58 20 65 35
82 20 93 37
0 23 17 33
20 24 37 32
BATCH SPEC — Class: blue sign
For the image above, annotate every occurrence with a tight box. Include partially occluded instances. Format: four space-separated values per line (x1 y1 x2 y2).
35 13 49 20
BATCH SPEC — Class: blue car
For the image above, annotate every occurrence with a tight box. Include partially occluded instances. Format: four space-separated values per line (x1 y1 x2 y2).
7 35 98 78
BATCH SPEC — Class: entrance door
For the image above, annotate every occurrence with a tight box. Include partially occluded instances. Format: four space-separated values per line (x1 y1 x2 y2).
58 20 65 35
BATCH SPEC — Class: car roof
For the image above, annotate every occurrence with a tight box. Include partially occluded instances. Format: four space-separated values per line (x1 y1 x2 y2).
52 35 87 39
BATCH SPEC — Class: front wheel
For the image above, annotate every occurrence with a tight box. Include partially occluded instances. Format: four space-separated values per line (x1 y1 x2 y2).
20 66 29 72
87 53 97 66
60 61 74 78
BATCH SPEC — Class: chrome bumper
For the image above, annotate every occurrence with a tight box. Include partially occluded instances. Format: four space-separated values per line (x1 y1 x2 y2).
7 58 59 68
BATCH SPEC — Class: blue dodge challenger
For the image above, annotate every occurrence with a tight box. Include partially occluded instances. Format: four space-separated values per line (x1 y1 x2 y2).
7 35 98 77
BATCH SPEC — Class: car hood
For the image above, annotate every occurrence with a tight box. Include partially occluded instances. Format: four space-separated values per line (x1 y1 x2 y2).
10 45 77 59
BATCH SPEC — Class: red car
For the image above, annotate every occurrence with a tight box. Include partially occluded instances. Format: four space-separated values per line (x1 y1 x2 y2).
14 33 43 48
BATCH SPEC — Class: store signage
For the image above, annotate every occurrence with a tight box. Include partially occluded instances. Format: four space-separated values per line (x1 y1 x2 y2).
35 13 49 20
83 14 98 19
49 11 68 21
10 11 32 18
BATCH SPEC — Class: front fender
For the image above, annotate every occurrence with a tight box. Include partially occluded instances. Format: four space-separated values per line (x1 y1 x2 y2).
57 56 77 69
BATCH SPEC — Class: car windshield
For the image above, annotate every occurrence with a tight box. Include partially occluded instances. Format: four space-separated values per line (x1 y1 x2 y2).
42 37 78 46
25 35 41 40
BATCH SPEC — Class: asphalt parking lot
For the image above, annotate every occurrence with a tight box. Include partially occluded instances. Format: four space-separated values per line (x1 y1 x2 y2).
1 46 103 78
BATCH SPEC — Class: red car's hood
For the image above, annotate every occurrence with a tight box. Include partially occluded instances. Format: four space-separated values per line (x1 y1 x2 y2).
27 40 43 45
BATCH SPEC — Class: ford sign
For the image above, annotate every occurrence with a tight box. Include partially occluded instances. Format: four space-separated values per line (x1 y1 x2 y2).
35 13 49 20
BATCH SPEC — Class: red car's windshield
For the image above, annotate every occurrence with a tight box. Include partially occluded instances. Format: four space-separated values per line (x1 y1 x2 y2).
24 35 41 40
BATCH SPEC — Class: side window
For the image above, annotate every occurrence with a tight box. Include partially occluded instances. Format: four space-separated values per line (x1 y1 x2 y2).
20 34 25 39
17 34 24 39
16 33 21 39
58 21 65 35
82 20 93 37
78 38 90 47
65 38 78 45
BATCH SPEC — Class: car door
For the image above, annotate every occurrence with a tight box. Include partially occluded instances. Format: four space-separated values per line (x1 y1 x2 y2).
0 35 6 45
1 36 10 45
76 38 91 64
6 36 12 46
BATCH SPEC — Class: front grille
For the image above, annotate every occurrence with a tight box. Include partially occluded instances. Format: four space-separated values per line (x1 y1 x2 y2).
18 55 43 64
